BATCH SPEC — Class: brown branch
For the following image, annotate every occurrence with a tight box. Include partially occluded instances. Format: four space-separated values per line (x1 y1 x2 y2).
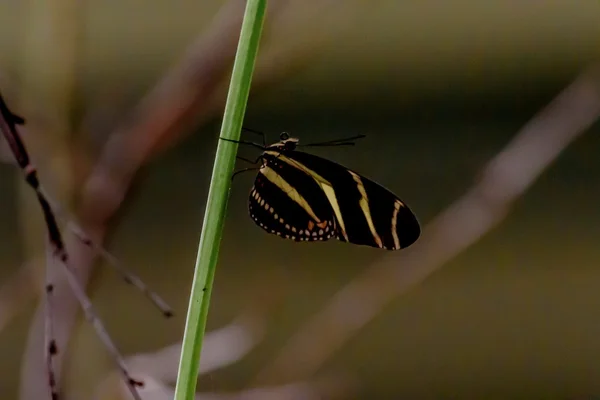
91 278 345 400
77 0 291 229
15 0 82 398
252 65 600 384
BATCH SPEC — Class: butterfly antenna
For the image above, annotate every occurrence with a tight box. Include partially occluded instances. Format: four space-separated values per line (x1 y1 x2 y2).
301 134 367 147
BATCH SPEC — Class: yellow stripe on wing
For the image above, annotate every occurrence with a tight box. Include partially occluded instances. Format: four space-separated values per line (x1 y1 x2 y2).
265 150 349 241
259 165 322 224
348 171 383 248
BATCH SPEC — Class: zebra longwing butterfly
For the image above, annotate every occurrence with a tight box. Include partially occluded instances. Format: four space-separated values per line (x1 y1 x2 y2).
226 130 420 250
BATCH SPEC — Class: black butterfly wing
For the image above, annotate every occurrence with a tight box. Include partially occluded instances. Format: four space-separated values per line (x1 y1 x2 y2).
271 149 420 250
249 154 337 242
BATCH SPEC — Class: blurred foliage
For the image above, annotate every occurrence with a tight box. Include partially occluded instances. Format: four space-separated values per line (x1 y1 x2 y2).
0 1 599 112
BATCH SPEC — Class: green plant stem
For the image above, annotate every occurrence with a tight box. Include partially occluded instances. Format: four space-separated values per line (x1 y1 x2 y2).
173 1 267 398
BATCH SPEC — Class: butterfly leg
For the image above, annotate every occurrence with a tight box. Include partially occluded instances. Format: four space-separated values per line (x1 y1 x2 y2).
219 137 266 151
237 156 258 165
237 153 265 165
241 126 267 147
232 166 262 181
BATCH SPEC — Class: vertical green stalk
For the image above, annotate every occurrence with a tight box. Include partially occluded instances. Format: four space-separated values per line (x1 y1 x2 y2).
174 1 267 398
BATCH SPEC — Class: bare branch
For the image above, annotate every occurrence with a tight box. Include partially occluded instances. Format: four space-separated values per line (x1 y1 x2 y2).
19 226 102 400
92 275 306 400
94 313 266 399
0 91 147 399
252 65 600 384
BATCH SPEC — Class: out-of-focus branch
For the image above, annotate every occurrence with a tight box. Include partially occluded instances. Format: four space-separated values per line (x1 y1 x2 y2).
78 0 288 228
253 65 600 384
94 294 353 400
94 313 267 400
17 0 82 399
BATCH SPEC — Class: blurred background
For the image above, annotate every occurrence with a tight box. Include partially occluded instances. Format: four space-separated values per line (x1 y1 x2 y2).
1 1 600 399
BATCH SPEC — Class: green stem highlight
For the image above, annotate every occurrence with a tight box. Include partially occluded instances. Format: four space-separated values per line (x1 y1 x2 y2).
173 1 267 398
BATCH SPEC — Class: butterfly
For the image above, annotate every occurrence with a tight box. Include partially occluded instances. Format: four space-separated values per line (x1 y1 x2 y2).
224 129 420 250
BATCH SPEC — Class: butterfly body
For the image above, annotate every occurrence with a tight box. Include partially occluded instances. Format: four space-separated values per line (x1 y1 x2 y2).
246 133 420 250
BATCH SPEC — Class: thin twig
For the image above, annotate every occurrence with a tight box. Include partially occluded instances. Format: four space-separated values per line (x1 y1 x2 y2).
39 187 174 317
43 246 57 400
57 255 144 400
0 93 64 399
0 92 144 400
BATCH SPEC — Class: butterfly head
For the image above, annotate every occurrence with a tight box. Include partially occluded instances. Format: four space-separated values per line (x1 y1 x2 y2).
268 131 299 151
